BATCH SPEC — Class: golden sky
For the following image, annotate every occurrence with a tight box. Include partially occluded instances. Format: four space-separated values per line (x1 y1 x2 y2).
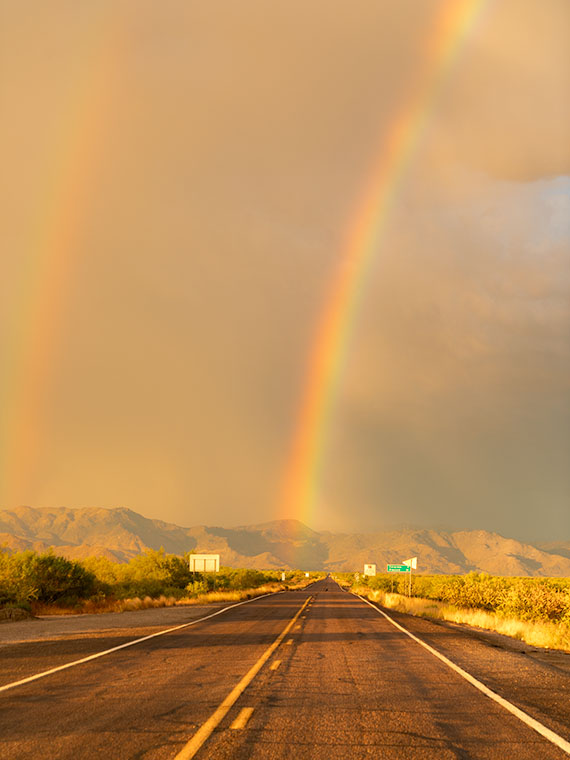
1 0 569 541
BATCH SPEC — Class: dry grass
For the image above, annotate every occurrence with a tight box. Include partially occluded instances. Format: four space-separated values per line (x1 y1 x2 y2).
32 583 289 616
30 577 318 617
353 586 570 652
177 582 284 606
175 578 316 603
31 596 177 616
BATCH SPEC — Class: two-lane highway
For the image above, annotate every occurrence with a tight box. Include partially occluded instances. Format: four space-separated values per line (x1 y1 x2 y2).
1 577 569 759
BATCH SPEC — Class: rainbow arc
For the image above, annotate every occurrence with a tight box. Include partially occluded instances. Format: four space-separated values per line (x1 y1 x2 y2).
279 0 488 528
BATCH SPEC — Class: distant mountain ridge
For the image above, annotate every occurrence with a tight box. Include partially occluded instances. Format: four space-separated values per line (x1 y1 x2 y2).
0 506 569 576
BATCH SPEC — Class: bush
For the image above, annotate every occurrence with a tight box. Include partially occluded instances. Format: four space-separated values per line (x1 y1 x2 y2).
0 545 321 611
340 571 570 624
185 568 276 596
0 549 96 604
81 548 192 599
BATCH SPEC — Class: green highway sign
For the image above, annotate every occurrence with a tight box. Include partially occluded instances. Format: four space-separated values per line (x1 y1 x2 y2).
387 564 409 572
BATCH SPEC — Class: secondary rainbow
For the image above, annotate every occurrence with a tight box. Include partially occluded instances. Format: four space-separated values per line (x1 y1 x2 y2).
0 14 121 506
279 0 488 526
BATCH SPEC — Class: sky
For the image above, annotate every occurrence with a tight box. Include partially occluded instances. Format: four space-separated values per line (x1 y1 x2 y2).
0 0 569 543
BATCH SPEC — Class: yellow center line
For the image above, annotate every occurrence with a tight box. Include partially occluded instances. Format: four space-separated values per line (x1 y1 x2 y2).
269 660 281 671
230 707 254 730
285 638 293 646
173 595 312 760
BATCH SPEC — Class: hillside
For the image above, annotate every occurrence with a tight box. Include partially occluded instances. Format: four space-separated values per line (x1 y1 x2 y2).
0 506 569 576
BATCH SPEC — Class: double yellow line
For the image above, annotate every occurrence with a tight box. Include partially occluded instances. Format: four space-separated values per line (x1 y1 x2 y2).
174 595 312 760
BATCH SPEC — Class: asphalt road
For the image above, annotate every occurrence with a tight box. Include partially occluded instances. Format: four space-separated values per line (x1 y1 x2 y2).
1 577 569 759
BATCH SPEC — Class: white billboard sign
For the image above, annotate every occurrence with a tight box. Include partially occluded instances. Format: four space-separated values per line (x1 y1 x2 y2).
363 564 376 577
403 557 417 570
189 554 220 573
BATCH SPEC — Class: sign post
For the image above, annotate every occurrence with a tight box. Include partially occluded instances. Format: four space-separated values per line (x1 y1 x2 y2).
387 559 418 596
403 557 417 596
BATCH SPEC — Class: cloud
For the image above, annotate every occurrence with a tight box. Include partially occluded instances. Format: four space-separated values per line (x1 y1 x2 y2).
426 0 570 179
0 1 568 540
325 172 570 540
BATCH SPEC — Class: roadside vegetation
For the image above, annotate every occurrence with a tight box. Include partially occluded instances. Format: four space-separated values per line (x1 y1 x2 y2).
0 548 320 617
334 571 570 651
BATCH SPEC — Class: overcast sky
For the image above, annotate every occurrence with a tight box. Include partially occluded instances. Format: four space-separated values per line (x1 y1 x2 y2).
1 0 569 542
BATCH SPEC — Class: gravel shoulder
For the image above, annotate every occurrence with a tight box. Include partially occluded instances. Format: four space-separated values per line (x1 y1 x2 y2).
0 603 227 647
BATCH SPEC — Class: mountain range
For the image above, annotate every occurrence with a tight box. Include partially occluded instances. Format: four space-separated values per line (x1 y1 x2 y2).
1 506 569 576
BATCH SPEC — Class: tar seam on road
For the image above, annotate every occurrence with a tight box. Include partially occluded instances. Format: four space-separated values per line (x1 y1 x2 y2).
357 594 570 756
0 592 281 695
173 595 312 760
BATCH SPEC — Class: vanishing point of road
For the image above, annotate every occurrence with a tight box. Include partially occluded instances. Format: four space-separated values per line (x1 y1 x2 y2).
1 577 569 759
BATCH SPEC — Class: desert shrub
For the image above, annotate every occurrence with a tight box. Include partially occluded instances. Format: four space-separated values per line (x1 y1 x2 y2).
0 549 34 603
1 544 321 611
80 548 193 599
186 579 210 595
81 553 295 600
495 580 569 622
185 568 276 596
219 568 272 590
424 573 505 610
119 549 192 596
367 575 398 593
79 556 117 591
344 571 570 624
418 574 570 623
0 549 96 604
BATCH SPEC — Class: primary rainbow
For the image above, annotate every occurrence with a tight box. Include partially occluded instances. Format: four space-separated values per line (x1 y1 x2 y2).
279 0 488 527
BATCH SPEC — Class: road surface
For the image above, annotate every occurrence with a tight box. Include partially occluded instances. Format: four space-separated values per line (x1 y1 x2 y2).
1 577 569 759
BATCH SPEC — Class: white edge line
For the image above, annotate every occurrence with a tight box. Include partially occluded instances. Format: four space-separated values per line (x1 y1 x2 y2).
355 594 570 756
0 591 279 694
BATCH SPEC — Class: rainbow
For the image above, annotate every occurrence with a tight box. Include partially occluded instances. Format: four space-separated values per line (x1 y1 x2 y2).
279 0 488 527
0 14 121 507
